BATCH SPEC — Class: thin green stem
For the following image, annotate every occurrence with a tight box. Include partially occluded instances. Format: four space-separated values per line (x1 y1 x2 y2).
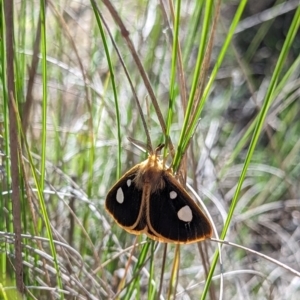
164 0 181 158
173 0 213 170
91 0 122 179
200 5 300 299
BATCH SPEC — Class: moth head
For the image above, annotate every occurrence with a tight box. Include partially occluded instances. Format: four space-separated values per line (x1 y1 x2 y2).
133 150 166 191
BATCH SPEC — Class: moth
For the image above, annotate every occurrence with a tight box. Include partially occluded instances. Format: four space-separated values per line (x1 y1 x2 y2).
105 145 212 244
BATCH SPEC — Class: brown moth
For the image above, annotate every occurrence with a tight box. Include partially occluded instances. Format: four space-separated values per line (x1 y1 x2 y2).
105 146 212 244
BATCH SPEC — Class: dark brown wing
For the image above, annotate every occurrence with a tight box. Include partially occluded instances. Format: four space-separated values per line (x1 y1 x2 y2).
146 171 212 244
105 165 146 233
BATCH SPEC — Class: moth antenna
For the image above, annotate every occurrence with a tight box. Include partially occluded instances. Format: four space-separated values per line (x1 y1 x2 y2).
154 144 165 156
127 137 150 154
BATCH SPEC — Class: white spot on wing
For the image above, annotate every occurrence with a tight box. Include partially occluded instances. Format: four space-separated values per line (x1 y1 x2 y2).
127 179 131 187
170 191 177 199
116 187 124 204
177 205 193 222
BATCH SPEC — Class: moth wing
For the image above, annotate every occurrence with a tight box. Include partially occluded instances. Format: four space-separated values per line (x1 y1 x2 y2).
147 172 212 244
105 165 145 232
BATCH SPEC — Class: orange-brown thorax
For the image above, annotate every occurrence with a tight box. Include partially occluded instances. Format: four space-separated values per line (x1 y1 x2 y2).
133 154 166 192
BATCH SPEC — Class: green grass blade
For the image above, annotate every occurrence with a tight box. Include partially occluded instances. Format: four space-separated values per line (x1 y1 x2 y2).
39 0 47 192
147 242 156 300
200 5 300 299
91 0 121 179
174 0 214 170
0 1 10 288
13 92 64 299
164 0 181 156
220 52 300 178
124 241 151 300
184 0 247 150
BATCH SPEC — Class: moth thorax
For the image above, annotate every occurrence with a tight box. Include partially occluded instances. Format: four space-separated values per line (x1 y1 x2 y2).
134 157 165 192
